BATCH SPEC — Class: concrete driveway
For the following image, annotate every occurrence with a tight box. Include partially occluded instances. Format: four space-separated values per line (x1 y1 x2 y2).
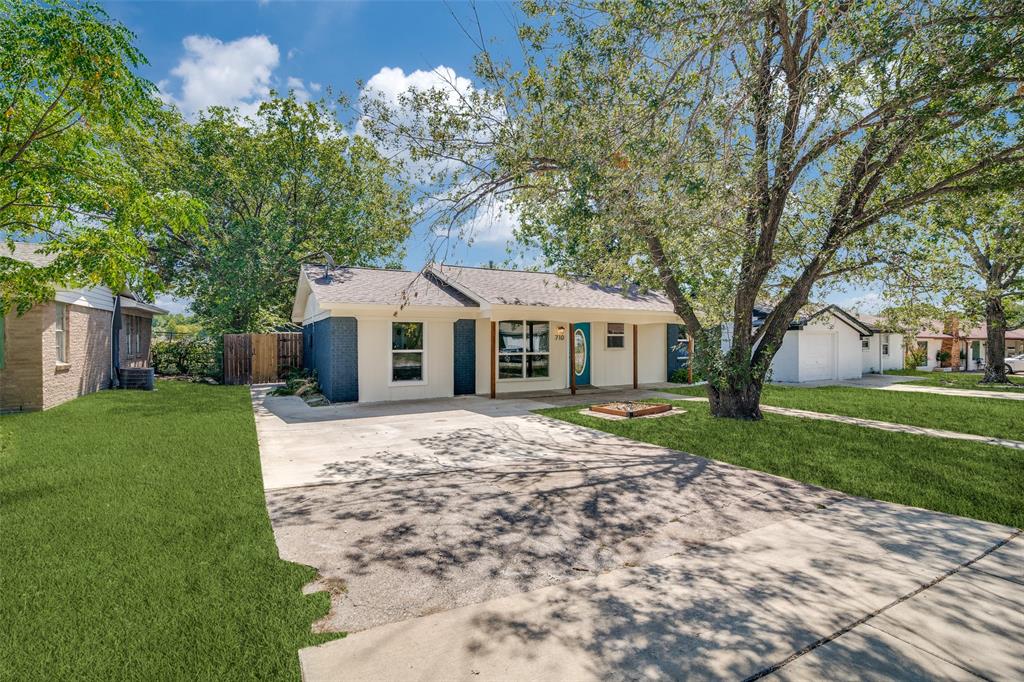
252 388 1022 681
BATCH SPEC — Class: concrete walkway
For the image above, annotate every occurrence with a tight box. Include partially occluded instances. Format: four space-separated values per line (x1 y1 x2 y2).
879 383 1024 401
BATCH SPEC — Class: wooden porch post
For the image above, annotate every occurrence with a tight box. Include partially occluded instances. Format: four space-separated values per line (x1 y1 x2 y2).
688 334 694 384
490 321 497 399
569 322 576 395
632 324 638 389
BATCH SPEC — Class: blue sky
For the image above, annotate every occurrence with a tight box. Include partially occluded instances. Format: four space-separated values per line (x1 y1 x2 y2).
105 0 877 314
107 0 524 281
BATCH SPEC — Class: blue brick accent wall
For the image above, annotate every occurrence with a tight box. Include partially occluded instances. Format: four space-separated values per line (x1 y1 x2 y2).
303 317 359 402
453 319 476 395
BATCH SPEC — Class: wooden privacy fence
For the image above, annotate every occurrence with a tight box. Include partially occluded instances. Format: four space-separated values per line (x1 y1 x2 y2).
223 332 303 385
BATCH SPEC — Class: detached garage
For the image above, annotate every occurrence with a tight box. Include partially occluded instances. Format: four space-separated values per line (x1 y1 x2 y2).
769 306 872 383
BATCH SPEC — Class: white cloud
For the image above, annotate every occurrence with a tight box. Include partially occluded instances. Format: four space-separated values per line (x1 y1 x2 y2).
356 65 476 140
159 35 280 119
461 197 520 244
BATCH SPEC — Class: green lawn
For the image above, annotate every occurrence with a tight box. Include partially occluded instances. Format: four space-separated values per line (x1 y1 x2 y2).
536 401 1024 529
0 381 336 680
666 384 1024 442
884 368 1024 391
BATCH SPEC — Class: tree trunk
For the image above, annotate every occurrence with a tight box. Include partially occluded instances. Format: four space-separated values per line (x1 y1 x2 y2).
707 378 764 420
982 296 1009 383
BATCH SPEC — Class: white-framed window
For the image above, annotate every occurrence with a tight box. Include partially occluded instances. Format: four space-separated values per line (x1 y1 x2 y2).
498 320 550 379
862 338 870 351
882 334 890 356
606 322 625 349
391 322 424 382
55 302 68 364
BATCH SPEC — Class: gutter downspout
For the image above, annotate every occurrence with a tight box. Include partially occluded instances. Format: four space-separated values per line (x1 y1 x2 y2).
110 295 122 388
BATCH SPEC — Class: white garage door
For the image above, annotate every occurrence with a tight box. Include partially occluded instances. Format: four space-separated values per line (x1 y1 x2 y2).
801 333 836 381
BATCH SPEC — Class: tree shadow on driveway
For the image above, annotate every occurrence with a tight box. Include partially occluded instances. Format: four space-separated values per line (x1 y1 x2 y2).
266 417 844 633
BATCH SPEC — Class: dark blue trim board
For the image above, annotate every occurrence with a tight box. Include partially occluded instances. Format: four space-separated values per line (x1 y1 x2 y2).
303 317 359 402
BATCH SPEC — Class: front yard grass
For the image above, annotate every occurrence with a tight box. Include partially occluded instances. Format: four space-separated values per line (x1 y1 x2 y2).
0 381 336 680
536 401 1023 529
666 384 1024 442
884 368 1024 391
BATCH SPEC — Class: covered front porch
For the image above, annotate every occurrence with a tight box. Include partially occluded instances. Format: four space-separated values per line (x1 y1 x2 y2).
476 311 691 399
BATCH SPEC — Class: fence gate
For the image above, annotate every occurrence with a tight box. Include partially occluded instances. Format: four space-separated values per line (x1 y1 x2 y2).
223 332 303 385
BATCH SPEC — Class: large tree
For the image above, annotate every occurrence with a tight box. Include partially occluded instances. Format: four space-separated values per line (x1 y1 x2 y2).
153 96 413 333
913 189 1024 382
363 0 1024 418
0 0 202 313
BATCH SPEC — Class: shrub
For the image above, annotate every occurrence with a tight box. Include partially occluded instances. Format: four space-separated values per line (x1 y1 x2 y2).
935 349 952 364
270 369 321 398
152 338 222 380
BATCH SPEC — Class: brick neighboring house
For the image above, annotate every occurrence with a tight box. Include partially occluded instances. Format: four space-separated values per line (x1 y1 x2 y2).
0 242 167 412
912 318 1024 371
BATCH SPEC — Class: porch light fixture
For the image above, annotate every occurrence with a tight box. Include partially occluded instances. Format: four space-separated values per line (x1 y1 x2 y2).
555 325 566 339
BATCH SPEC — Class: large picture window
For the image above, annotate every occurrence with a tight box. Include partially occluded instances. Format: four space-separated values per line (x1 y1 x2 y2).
392 322 424 382
499 320 549 379
55 303 68 364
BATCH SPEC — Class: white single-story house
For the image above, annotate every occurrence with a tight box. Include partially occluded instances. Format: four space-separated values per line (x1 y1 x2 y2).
291 264 906 402
291 264 684 403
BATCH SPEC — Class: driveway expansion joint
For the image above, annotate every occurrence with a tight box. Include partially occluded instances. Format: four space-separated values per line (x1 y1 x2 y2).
743 529 1022 681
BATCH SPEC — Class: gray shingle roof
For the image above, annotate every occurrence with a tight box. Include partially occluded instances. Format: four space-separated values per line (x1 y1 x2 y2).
303 265 478 308
430 264 676 311
1 241 56 267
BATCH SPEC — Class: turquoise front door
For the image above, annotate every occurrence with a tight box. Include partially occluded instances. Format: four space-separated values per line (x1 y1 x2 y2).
573 323 591 386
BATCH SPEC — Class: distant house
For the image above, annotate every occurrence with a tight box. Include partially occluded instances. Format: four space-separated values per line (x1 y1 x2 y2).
914 319 1024 372
0 243 167 412
723 305 904 384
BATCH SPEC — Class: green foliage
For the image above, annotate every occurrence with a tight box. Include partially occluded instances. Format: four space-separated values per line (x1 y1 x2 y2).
936 349 952 363
151 337 221 379
151 96 414 333
0 0 204 314
152 312 202 336
270 369 321 398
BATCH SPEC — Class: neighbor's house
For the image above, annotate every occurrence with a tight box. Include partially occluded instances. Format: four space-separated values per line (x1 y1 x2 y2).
722 305 904 384
913 319 1024 371
0 243 167 412
291 264 905 403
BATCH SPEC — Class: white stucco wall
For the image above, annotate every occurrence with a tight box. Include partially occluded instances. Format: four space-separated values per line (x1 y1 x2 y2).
357 317 455 403
861 333 905 373
768 329 801 382
590 322 633 387
637 324 668 384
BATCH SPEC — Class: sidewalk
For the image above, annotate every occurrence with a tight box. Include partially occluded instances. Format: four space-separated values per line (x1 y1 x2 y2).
880 383 1024 401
